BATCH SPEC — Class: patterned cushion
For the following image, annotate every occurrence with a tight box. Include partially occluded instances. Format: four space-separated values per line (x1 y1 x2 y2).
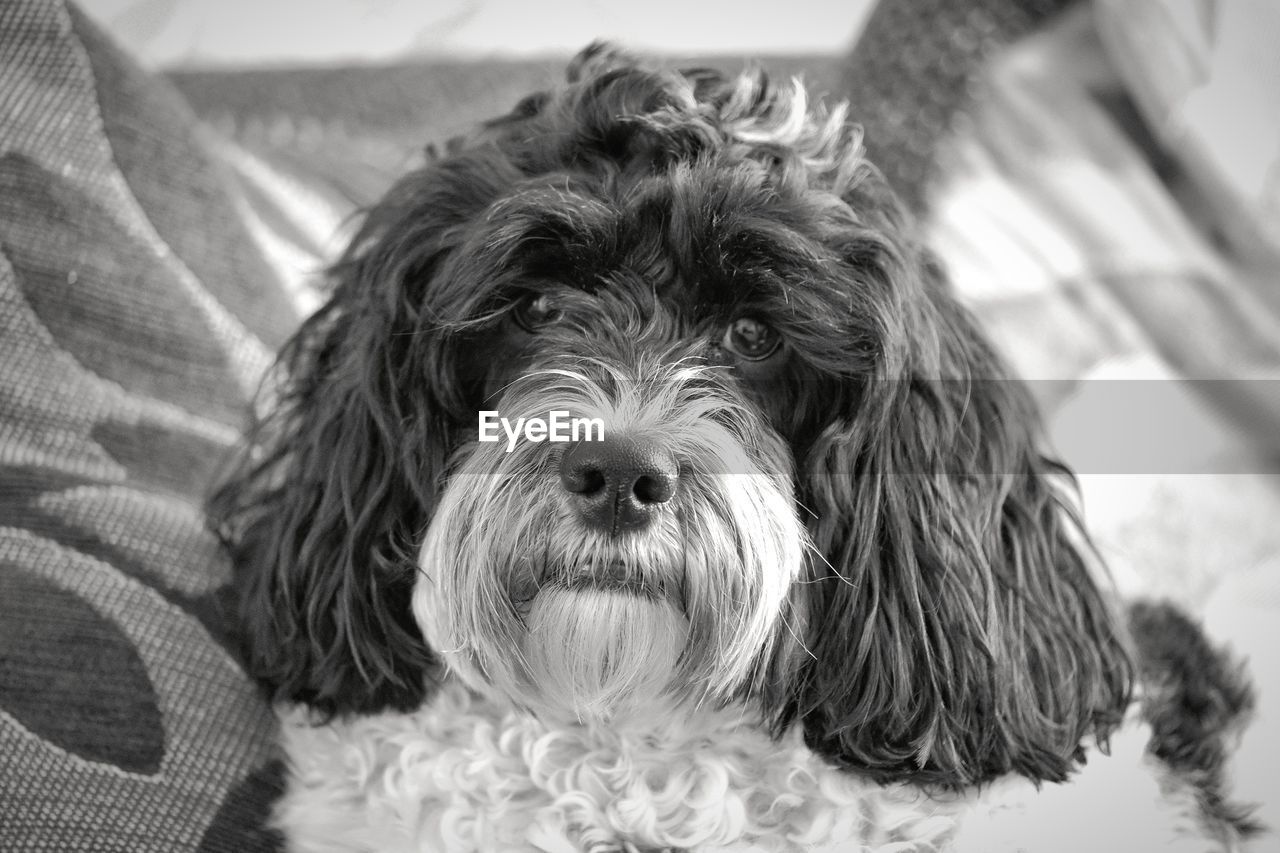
0 1 292 849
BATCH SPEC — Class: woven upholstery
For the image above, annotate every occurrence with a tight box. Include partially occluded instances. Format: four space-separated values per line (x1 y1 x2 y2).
0 1 288 849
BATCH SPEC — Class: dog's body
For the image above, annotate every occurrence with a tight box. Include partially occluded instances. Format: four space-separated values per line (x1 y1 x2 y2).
273 682 1231 853
211 45 1259 852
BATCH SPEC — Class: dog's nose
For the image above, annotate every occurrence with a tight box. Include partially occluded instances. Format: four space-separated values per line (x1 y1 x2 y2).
559 436 678 534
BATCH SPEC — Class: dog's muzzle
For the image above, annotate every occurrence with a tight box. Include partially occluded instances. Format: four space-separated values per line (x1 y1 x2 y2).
412 358 809 721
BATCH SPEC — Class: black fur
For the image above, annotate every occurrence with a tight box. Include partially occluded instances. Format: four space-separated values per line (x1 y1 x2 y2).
1130 600 1262 841
209 44 1139 792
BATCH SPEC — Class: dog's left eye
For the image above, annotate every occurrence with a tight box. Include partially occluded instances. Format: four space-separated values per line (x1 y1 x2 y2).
721 317 781 361
512 294 564 332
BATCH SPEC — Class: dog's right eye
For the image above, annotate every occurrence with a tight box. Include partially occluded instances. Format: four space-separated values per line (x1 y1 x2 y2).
512 294 564 332
721 317 781 361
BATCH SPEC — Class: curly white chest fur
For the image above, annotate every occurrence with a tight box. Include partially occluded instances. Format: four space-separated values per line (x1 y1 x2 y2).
273 681 1198 853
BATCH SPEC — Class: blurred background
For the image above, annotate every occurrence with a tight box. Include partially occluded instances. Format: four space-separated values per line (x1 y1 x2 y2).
78 0 877 65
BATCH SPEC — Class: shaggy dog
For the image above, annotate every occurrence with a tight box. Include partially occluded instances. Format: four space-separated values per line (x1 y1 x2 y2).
210 44 1259 852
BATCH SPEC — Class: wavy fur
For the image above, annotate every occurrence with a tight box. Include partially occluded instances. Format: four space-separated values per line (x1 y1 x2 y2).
209 43 1255 848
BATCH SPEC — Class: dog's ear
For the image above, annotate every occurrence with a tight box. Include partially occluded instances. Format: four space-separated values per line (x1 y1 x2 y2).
784 174 1135 788
208 152 515 716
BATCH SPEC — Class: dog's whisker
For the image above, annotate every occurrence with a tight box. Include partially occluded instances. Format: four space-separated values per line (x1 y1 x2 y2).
793 496 821 520
776 604 816 663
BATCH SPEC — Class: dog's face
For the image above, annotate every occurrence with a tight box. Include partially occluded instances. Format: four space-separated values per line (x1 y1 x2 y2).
212 44 1134 789
407 51 864 718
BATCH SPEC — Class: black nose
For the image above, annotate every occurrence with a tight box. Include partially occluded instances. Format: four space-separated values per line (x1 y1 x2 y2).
559 436 678 534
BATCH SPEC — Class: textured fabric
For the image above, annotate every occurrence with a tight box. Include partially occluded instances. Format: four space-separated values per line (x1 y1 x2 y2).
843 0 1078 212
0 1 286 850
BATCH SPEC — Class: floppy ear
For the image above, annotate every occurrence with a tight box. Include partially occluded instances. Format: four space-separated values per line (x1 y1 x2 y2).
788 176 1135 788
207 149 518 716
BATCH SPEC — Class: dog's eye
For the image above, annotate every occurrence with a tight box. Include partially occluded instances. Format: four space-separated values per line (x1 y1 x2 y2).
512 294 563 332
722 317 781 361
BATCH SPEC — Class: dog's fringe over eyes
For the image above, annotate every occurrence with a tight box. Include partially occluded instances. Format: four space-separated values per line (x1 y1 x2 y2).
208 42 1135 790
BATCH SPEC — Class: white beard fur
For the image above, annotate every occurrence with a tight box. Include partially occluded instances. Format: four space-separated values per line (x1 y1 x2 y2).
273 679 1208 853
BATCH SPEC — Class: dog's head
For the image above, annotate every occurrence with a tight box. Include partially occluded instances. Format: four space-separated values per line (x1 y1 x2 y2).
210 44 1133 788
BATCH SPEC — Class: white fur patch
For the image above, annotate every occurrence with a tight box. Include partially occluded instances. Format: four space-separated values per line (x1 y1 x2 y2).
522 588 687 718
413 358 808 722
276 680 953 853
274 684 1202 853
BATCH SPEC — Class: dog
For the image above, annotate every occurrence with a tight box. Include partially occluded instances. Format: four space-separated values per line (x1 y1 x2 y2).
209 44 1260 852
